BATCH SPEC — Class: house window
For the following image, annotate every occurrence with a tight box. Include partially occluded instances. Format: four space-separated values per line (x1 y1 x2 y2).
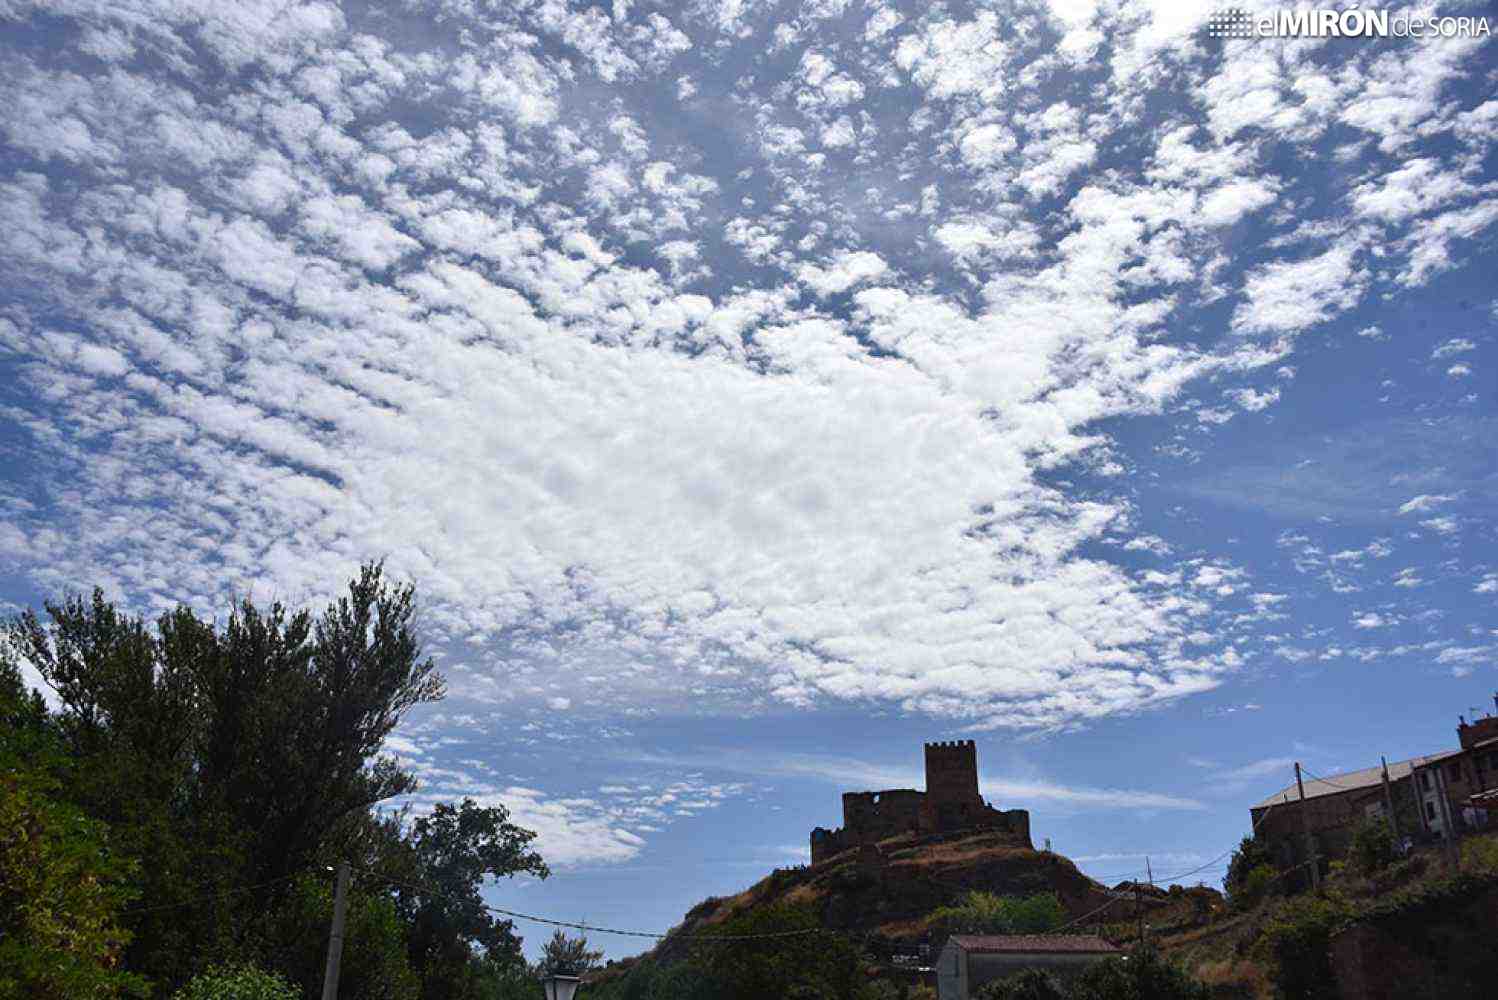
1449 761 1462 782
1426 802 1438 821
1421 772 1431 791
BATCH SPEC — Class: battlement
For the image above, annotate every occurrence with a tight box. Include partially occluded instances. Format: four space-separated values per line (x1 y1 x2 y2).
809 741 1030 864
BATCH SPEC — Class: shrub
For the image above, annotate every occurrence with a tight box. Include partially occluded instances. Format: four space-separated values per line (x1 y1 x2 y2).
171 964 299 1000
1224 837 1278 911
1069 946 1211 1000
1461 834 1498 873
930 891 1065 936
976 968 1065 1000
1252 896 1347 1000
1348 818 1397 875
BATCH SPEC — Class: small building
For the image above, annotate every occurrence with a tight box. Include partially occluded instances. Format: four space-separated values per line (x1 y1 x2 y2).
935 935 1120 1000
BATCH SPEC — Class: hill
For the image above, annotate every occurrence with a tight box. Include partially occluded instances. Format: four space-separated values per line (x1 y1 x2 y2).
592 827 1195 987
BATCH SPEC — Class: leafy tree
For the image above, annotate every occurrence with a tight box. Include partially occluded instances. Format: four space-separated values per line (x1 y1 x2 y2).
537 929 605 977
1224 836 1278 911
1252 895 1346 1000
170 964 298 1000
267 871 420 1000
1349 817 1397 875
1068 945 1211 1000
976 968 1066 1000
930 891 1065 935
345 799 549 1000
0 656 150 1000
3 563 449 990
691 903 864 1000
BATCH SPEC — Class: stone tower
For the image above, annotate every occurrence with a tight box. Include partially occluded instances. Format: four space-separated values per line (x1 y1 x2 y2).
924 739 981 803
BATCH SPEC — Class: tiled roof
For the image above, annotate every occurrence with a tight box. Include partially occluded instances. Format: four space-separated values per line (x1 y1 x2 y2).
950 935 1119 955
1250 750 1462 810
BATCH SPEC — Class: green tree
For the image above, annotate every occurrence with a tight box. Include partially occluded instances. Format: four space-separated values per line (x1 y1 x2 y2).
0 656 150 1000
691 904 864 1000
1348 817 1396 875
1224 836 1278 911
537 929 605 977
1252 895 1346 1000
170 964 298 1000
976 968 1066 1000
1068 946 1211 1000
267 871 420 1000
3 563 448 990
930 891 1065 935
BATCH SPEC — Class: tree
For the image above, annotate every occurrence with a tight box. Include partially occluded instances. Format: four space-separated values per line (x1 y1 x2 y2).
691 904 864 1000
930 891 1065 935
0 656 150 1000
3 562 448 990
353 799 549 1000
976 969 1066 1000
537 929 605 977
170 964 298 1000
1068 946 1211 1000
1348 817 1396 875
1224 836 1278 911
267 872 420 1000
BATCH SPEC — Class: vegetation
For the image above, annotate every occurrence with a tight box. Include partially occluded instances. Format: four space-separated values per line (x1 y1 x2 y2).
0 564 546 999
929 890 1066 936
975 947 1209 1000
1347 817 1397 875
1223 836 1279 912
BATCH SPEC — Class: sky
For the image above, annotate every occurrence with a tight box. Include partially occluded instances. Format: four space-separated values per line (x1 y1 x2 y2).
2 0 1497 962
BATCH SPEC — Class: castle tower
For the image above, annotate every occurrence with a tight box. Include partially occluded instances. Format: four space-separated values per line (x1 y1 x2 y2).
924 739 981 804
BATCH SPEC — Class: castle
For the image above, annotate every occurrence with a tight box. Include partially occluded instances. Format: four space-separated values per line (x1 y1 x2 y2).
809 741 1032 864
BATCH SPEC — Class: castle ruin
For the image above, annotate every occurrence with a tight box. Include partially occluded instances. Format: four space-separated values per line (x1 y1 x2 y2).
809 741 1032 864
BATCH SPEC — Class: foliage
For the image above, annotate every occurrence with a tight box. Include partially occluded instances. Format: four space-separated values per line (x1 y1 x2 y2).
0 564 552 998
169 963 299 1000
1348 817 1397 875
537 929 605 977
1068 946 1212 1000
690 903 865 1000
0 655 149 1000
1252 895 1347 1000
1460 833 1498 873
1224 835 1280 912
929 891 1065 936
267 871 421 1000
976 968 1066 1000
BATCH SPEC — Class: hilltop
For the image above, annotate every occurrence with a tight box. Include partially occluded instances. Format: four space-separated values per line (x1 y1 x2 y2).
591 827 1196 986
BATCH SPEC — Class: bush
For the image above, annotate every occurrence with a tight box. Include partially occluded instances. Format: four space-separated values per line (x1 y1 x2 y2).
171 964 299 1000
1253 896 1347 1000
1224 837 1277 911
1348 818 1396 875
1069 946 1211 1000
976 968 1066 1000
930 891 1065 935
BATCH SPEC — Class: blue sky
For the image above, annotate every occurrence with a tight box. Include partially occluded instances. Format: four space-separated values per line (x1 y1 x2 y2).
2 0 1497 962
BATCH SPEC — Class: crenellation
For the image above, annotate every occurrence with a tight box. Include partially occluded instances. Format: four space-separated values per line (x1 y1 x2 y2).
809 741 1032 864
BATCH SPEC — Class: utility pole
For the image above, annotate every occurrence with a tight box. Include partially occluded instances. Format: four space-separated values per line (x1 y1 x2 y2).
1433 765 1461 869
1294 763 1320 891
321 861 351 1000
1380 756 1401 843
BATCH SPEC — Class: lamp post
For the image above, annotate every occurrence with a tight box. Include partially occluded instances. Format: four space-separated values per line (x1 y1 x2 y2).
542 969 582 1000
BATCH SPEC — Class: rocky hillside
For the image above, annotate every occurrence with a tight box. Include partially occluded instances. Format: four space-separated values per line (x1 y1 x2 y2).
637 828 1176 967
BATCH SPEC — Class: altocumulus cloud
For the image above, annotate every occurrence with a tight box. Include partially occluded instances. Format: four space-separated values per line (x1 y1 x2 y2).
1 0 1496 732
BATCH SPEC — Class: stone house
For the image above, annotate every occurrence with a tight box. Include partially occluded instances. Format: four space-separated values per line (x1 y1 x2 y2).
1249 698 1498 880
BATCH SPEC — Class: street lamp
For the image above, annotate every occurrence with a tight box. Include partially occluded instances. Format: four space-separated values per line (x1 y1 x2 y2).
542 969 582 1000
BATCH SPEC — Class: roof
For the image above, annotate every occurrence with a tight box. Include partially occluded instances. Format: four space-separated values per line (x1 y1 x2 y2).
1471 736 1498 750
949 935 1120 955
1250 751 1462 810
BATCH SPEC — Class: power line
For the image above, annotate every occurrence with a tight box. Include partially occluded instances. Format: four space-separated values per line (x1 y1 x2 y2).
353 865 823 941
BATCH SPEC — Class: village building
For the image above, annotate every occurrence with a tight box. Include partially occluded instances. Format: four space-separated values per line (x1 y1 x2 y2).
809 741 1031 864
935 935 1120 1000
1250 696 1498 879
